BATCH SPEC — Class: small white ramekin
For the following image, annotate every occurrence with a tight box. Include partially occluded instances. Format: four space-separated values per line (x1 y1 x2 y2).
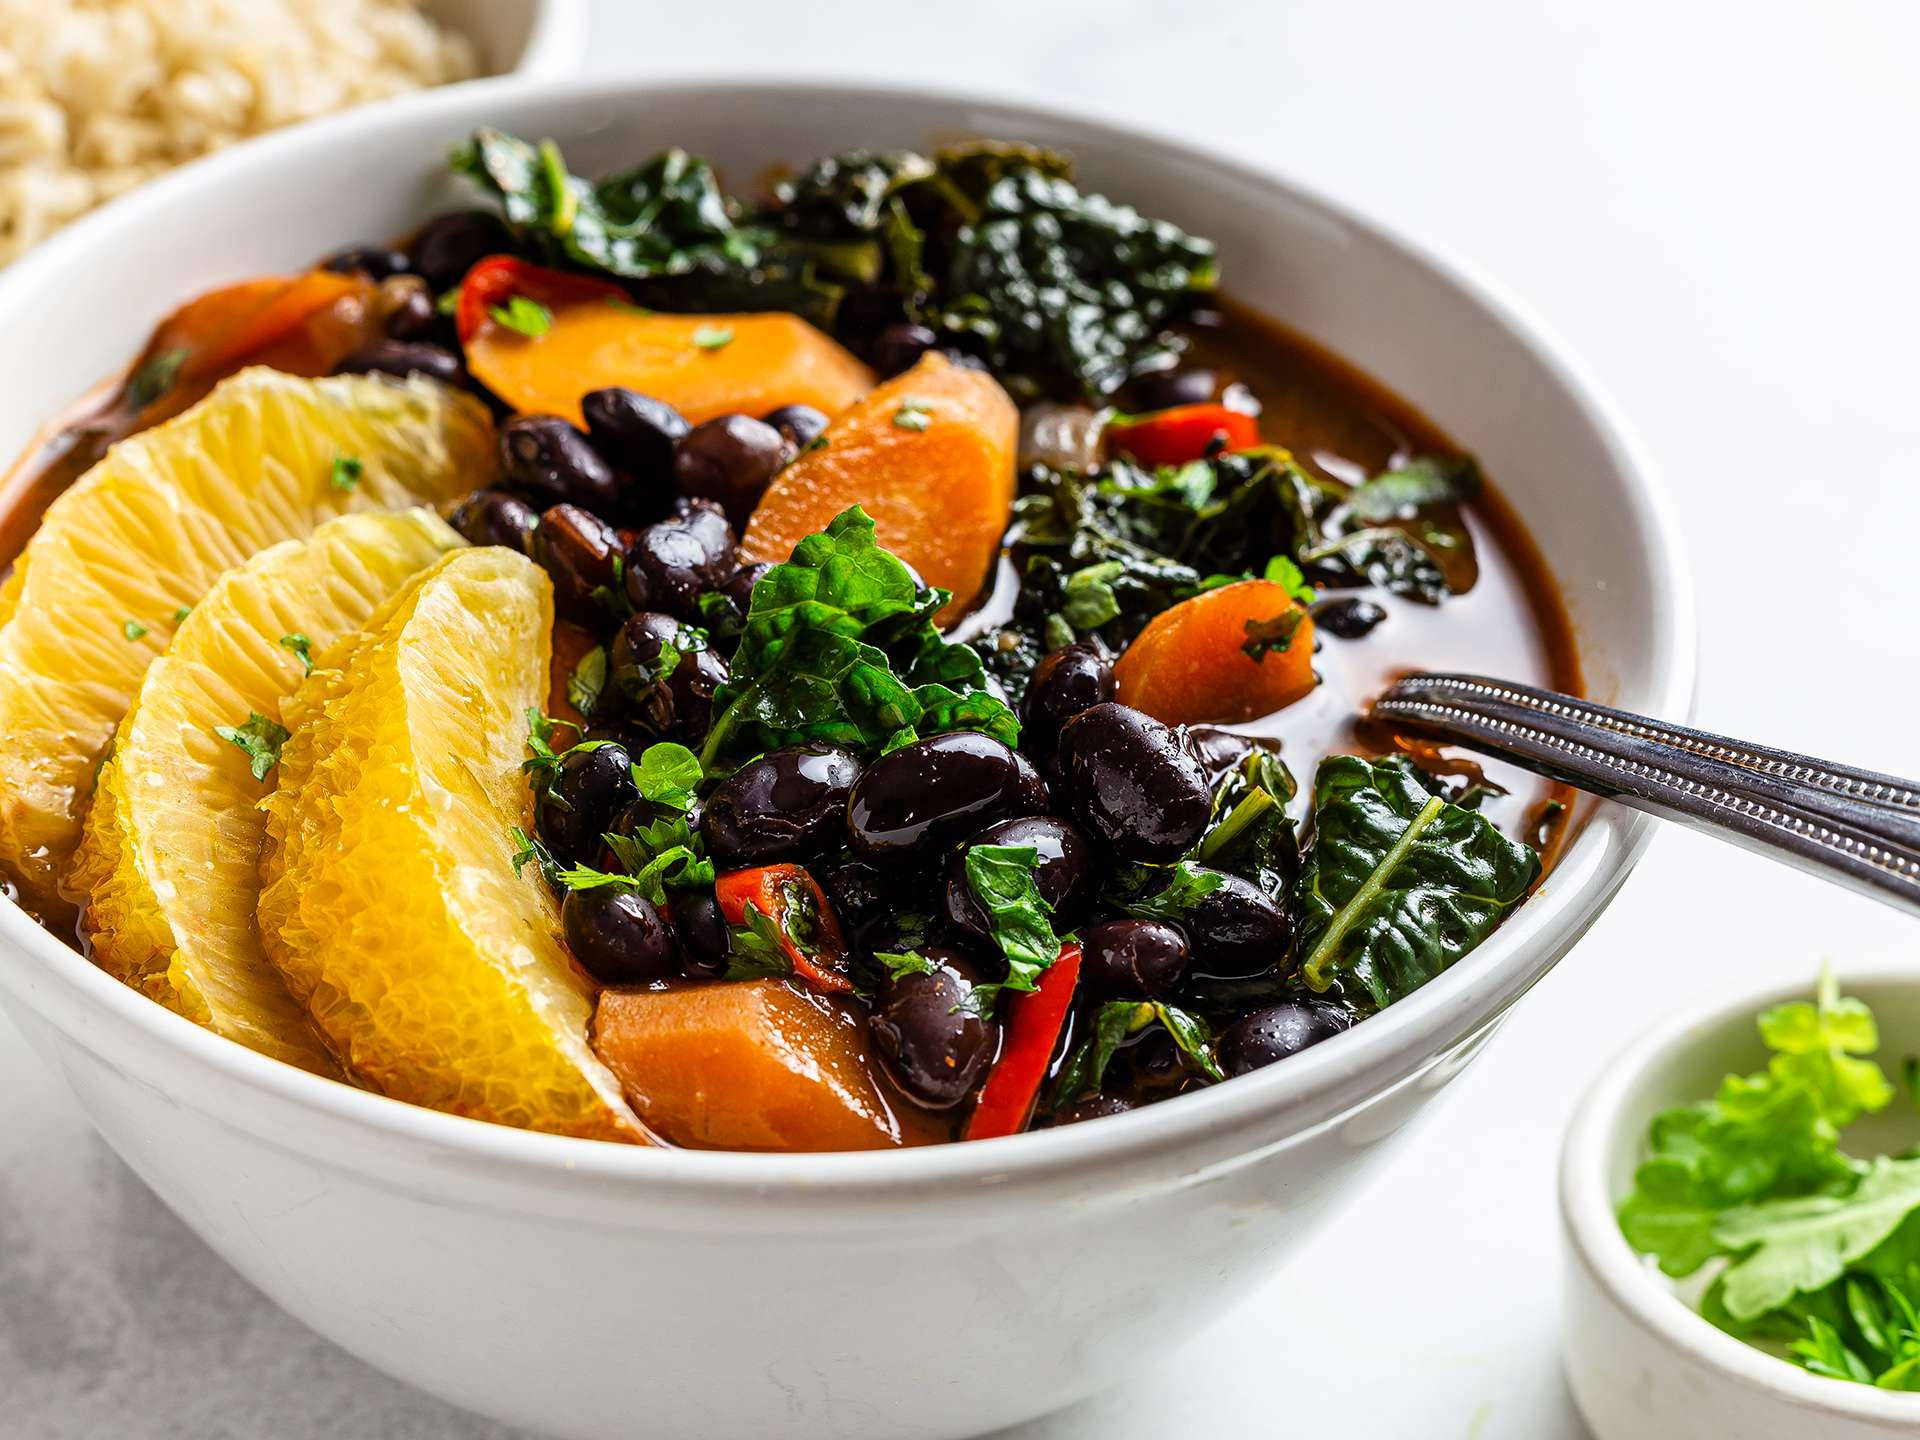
1562 963 1920 1440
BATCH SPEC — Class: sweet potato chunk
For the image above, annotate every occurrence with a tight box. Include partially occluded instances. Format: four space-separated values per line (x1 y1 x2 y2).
465 303 874 427
1114 579 1317 725
740 353 1017 624
591 981 941 1151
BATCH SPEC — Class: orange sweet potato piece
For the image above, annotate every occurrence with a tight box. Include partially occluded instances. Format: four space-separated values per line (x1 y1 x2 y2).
591 981 943 1151
465 301 873 427
1114 579 1317 725
740 353 1017 623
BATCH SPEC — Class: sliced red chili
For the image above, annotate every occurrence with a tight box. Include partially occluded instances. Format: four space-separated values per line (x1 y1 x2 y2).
712 864 853 994
454 255 627 345
964 943 1083 1141
1106 403 1260 467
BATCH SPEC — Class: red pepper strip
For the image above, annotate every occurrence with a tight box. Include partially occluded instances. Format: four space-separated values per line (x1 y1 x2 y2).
964 943 1083 1141
455 254 628 345
1106 403 1260 467
712 864 853 994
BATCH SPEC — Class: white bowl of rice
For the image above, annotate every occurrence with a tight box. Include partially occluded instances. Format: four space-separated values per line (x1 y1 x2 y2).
0 0 583 266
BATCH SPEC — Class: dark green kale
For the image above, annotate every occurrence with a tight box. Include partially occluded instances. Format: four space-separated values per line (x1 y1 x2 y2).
1048 998 1223 1109
1195 748 1299 900
699 507 1018 772
1292 755 1539 1012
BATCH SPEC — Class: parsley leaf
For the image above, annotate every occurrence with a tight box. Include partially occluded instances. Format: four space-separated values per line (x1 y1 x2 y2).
1262 554 1317 606
213 712 289 781
126 348 189 410
1241 606 1307 661
121 619 149 642
891 399 932 431
724 899 797 981
692 325 734 350
330 454 363 491
171 605 192 624
490 295 553 338
567 645 608 720
632 741 703 813
962 843 1062 998
1121 860 1225 922
874 949 934 981
279 632 314 674
1049 999 1222 1107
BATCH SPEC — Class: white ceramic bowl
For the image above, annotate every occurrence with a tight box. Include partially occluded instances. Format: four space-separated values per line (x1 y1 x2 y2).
1563 964 1920 1440
0 78 1693 1440
428 0 587 78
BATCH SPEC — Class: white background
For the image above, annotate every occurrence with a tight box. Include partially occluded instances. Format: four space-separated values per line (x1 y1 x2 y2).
6 2 1920 1436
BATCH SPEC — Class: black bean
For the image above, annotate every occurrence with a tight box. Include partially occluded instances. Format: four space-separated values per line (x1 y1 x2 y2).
581 388 687 505
1182 870 1292 980
870 322 937 378
532 504 622 616
1081 919 1189 1000
449 489 537 552
1312 596 1387 639
626 500 738 620
675 890 730 979
720 561 770 614
562 887 677 984
673 414 790 525
320 244 411 280
1010 750 1051 814
536 742 637 863
818 859 891 939
761 403 829 450
380 279 437 340
407 209 513 292
871 948 999 1109
1054 703 1211 862
943 815 1092 941
848 732 1021 864
1130 367 1216 412
1216 1000 1352 1076
1052 1093 1136 1126
333 340 463 385
607 611 727 740
1020 642 1116 750
702 746 862 865
499 415 622 513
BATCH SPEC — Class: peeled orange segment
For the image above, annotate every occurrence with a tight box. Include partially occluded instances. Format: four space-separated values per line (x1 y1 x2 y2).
0 366 493 911
257 548 644 1142
465 305 875 427
741 352 1017 624
69 509 465 1074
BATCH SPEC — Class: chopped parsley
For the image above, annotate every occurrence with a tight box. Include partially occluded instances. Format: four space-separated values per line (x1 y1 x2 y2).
1242 607 1308 660
279 632 314 674
891 399 934 431
121 619 149 642
691 324 734 351
171 605 192 624
489 295 553 338
566 645 607 720
213 712 289 781
125 348 189 410
330 455 363 491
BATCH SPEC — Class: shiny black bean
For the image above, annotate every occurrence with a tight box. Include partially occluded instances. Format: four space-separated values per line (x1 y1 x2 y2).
1081 919 1189 1000
1182 870 1292 980
321 244 411 280
532 504 622 616
1312 596 1387 640
675 890 730 979
1010 750 1051 814
562 886 677 984
407 209 513 292
870 322 937 378
626 499 738 619
1216 1000 1352 1076
381 279 437 340
673 414 790 525
1020 642 1115 750
943 815 1092 940
449 489 537 552
720 561 770 614
499 415 622 513
333 340 464 385
1054 703 1211 862
848 732 1021 864
761 403 829 450
536 742 637 862
818 859 890 938
1130 367 1216 412
870 948 999 1109
608 611 727 740
702 746 862 865
581 388 687 500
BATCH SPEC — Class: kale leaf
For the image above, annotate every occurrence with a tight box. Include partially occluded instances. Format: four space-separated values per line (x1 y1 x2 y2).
1048 999 1223 1109
1292 755 1539 1011
699 507 1017 771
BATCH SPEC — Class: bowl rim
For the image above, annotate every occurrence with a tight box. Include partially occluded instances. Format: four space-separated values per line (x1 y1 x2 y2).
0 71 1698 1198
1561 961 1920 1423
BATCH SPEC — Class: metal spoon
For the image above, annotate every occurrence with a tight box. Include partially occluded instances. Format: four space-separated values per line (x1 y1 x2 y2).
1370 673 1920 917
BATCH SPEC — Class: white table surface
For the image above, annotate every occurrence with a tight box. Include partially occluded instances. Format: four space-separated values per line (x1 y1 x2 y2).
7 2 1920 1436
